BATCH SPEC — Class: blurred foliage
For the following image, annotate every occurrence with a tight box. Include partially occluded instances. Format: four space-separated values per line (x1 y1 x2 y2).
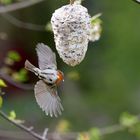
0 79 6 109
8 110 25 124
0 0 12 5
0 96 3 108
7 50 21 62
8 110 16 120
0 79 7 87
89 128 101 140
12 68 28 82
1 49 29 83
76 112 140 140
0 0 23 5
120 112 139 128
4 50 21 65
45 22 52 32
67 71 80 81
90 13 102 42
0 0 140 140
131 122 140 139
56 119 70 132
77 133 90 140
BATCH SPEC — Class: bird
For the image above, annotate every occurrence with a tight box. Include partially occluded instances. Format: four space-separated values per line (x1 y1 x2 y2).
24 43 64 117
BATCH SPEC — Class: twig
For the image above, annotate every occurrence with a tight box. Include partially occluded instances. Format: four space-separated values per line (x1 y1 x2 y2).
0 129 77 140
0 129 35 140
0 0 45 13
0 110 48 140
70 0 75 5
0 119 139 140
100 124 124 135
0 71 33 90
1 13 46 31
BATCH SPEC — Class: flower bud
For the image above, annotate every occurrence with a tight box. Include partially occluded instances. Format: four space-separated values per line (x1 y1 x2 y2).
89 14 102 42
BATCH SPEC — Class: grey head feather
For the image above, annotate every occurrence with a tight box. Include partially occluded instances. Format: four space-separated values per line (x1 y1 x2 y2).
36 43 57 70
34 80 63 117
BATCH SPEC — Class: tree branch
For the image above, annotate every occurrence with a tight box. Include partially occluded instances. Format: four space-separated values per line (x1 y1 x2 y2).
70 0 75 5
0 117 139 140
0 110 48 140
100 124 124 135
0 129 77 140
0 0 45 13
0 71 33 90
1 13 46 31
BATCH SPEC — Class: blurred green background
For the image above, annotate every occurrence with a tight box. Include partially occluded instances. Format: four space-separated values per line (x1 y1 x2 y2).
0 0 140 140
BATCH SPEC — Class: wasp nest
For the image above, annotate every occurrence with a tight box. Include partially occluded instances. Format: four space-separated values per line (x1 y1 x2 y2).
51 3 91 66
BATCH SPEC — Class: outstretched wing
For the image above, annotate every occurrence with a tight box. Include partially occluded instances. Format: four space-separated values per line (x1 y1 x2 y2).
34 80 63 117
36 43 57 70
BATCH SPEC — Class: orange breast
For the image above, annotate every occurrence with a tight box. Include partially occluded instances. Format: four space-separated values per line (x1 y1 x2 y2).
56 71 64 85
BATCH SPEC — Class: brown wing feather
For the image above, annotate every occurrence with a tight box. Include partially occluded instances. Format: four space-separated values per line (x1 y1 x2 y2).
34 80 63 117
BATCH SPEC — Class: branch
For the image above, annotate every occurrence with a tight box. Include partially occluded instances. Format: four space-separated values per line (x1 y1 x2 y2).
0 129 77 140
0 71 33 90
0 0 45 13
100 124 124 135
0 120 138 140
1 13 46 31
0 129 35 140
70 0 75 4
0 110 48 140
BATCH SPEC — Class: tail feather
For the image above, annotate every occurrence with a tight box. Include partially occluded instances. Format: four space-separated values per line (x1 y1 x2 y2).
25 60 36 72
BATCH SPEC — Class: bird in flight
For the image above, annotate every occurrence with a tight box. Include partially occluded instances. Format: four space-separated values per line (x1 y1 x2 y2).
25 43 64 117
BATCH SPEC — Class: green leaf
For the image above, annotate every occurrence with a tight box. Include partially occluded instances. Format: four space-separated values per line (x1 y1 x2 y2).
90 128 101 140
8 110 16 120
131 122 140 138
18 68 28 82
45 22 52 32
7 51 21 62
120 112 138 128
1 0 12 5
0 96 3 108
56 120 70 132
8 110 25 123
12 68 28 82
67 71 80 81
0 79 7 87
89 13 102 42
77 132 89 140
91 13 102 25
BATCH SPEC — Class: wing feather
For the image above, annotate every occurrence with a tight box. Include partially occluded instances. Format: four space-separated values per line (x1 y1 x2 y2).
36 43 57 70
34 80 63 117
